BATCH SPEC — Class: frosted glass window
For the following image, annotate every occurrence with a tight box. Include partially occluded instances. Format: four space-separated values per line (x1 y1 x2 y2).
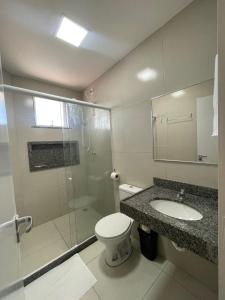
34 97 68 128
94 109 110 130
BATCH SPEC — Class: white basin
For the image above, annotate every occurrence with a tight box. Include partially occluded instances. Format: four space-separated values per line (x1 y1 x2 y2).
150 199 203 221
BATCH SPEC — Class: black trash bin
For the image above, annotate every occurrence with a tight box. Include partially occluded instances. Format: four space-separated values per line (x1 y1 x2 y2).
138 227 157 261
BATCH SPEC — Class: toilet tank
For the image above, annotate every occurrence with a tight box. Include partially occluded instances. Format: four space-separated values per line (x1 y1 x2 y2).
119 184 143 200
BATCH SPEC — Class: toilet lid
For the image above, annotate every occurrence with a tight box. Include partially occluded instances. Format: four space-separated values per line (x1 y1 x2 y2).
95 213 132 239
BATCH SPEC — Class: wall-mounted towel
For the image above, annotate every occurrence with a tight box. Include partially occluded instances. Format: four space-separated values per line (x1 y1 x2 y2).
212 54 218 136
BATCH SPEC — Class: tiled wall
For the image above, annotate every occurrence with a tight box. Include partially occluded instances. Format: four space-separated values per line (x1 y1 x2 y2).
84 0 218 196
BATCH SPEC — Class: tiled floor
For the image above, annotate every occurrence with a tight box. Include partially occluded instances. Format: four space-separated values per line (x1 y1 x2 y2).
79 241 217 300
21 207 102 276
21 219 69 276
24 240 218 300
21 215 218 300
25 254 97 300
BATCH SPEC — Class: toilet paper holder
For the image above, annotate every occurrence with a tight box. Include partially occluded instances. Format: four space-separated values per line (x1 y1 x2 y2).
110 169 120 181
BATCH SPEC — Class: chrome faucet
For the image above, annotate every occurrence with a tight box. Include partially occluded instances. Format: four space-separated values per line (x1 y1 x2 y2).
177 188 185 200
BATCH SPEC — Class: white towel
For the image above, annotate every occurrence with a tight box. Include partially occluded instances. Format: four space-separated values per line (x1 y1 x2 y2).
212 54 218 136
24 254 97 300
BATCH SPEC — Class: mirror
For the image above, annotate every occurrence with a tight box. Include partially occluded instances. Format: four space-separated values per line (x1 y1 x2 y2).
152 79 218 164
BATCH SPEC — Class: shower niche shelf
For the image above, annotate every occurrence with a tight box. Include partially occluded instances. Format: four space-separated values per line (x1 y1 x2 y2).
27 141 80 172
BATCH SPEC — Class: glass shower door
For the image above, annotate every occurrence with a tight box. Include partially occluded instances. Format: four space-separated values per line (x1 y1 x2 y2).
0 58 25 299
63 103 114 246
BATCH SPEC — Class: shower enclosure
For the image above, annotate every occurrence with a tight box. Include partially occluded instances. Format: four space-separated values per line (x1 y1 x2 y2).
62 102 114 246
3 85 114 276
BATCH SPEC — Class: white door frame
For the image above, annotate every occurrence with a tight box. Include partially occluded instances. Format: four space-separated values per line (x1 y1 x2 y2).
218 0 225 299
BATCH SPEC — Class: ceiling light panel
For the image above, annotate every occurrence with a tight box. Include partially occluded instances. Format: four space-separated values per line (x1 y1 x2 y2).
56 16 88 47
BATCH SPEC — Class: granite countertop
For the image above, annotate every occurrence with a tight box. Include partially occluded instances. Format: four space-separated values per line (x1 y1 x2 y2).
120 178 218 264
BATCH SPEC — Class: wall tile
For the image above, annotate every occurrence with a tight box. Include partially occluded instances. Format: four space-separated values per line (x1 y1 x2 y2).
122 101 152 153
165 162 218 188
113 152 154 188
23 184 62 226
162 0 217 92
89 31 165 108
111 108 125 152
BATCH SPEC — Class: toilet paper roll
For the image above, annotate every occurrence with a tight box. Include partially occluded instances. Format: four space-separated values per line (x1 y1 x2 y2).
110 171 120 181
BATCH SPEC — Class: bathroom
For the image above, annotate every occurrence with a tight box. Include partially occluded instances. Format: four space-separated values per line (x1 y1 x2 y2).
0 0 224 299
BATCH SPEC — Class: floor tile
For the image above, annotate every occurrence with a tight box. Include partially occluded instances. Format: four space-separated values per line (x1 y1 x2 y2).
80 288 100 300
24 254 96 300
132 237 167 271
143 272 198 300
163 261 218 300
87 247 162 300
21 221 62 258
53 214 71 248
74 208 102 244
20 208 102 277
22 240 217 300
80 241 105 264
21 238 68 276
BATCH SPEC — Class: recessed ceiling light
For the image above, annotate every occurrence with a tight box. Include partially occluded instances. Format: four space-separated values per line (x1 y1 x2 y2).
136 68 158 82
56 16 88 47
171 90 185 97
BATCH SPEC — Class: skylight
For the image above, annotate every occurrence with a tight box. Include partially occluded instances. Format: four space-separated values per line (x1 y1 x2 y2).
56 16 88 47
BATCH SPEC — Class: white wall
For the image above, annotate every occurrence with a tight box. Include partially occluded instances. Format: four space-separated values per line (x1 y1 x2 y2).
84 0 218 291
10 75 83 100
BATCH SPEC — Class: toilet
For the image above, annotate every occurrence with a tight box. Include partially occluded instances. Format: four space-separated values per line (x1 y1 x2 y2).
95 184 143 267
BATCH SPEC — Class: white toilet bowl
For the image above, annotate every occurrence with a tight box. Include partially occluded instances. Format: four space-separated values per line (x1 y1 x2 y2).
95 212 133 267
95 184 143 267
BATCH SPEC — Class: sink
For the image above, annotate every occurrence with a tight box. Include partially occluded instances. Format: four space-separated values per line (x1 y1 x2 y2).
150 199 203 221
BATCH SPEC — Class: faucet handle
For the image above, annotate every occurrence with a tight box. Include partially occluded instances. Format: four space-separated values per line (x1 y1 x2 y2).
180 188 185 195
177 188 185 199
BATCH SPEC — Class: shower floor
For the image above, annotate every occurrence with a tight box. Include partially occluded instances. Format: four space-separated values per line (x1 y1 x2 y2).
20 207 102 276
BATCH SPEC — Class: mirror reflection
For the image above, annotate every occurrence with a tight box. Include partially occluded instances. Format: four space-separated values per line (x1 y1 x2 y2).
152 79 218 164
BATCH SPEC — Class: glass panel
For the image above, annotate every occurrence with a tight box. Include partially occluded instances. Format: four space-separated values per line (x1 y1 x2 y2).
62 104 114 245
5 90 73 276
0 59 25 299
3 83 114 276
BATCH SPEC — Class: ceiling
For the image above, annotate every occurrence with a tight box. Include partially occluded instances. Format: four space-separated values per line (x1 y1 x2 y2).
0 0 193 91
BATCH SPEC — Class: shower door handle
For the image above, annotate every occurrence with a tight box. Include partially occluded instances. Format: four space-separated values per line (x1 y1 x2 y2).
15 215 32 243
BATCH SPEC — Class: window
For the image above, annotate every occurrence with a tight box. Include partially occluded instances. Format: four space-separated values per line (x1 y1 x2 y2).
94 109 110 130
34 97 68 128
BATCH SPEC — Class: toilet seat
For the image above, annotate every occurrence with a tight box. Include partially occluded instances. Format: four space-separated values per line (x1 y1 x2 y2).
95 212 132 239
